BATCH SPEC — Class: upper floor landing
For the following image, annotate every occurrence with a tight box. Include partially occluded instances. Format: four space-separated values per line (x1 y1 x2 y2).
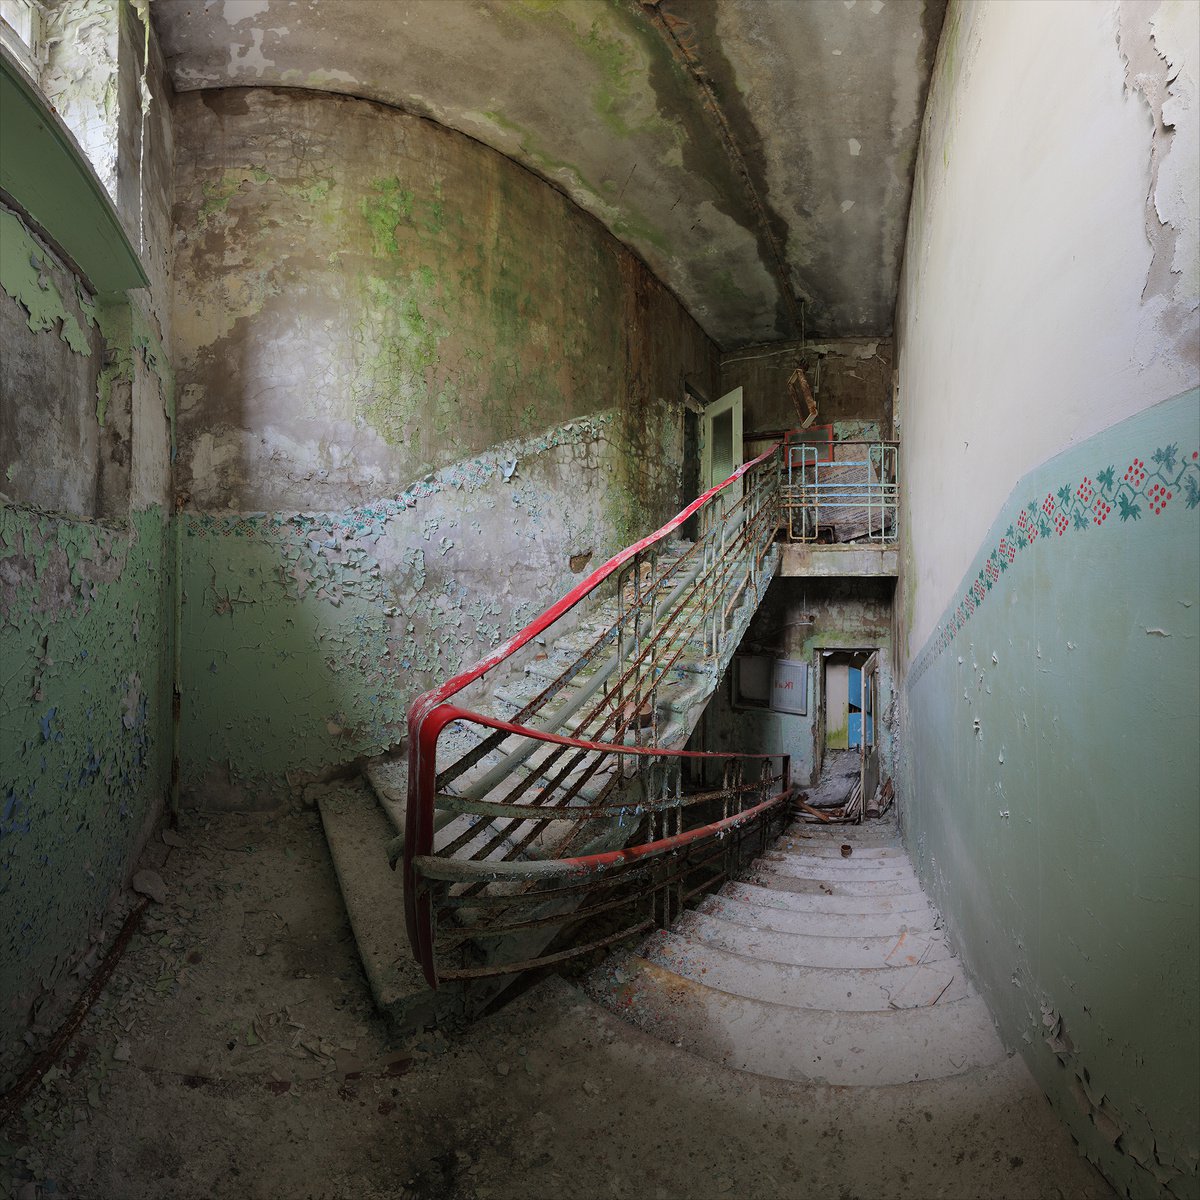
777 434 898 579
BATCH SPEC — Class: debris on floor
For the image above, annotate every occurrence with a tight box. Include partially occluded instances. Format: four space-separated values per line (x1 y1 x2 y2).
0 805 1115 1200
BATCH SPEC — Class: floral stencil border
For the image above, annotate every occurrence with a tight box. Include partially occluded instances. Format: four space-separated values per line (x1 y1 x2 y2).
910 443 1200 684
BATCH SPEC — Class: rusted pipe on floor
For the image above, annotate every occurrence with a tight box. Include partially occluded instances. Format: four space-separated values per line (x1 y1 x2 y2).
0 897 148 1128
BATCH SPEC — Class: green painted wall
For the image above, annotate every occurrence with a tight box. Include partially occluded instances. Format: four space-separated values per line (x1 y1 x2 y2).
0 3 176 1051
901 392 1200 1197
179 413 639 808
0 505 173 1043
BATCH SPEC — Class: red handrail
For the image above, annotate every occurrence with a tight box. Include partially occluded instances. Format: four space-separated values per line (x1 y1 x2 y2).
403 443 783 978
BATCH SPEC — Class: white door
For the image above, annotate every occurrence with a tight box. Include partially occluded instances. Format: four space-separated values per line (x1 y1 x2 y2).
701 386 744 513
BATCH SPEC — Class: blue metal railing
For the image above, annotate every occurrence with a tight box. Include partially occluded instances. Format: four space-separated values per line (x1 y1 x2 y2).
783 440 898 544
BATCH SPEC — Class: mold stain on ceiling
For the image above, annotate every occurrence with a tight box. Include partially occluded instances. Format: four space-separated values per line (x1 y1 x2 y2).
152 0 946 348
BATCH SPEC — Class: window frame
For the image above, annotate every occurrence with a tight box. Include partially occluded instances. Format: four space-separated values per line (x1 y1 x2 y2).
0 0 41 79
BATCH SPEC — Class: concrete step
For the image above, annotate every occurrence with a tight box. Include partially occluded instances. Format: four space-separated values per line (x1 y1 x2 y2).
758 853 919 883
521 647 614 684
317 782 457 1029
696 893 941 938
674 909 953 969
588 955 1007 1086
720 879 935 917
743 866 923 898
785 820 900 843
642 929 971 1011
363 755 407 838
771 838 906 861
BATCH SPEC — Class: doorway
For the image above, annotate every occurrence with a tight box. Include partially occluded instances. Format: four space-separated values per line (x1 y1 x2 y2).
815 647 880 799
700 386 743 516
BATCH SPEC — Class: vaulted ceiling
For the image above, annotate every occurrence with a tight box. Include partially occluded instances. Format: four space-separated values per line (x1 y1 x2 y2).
153 0 946 349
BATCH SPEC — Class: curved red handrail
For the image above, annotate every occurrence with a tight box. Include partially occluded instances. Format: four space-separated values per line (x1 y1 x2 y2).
403 443 783 979
414 787 790 884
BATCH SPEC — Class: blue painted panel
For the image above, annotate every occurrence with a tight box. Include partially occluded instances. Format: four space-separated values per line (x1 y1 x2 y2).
847 666 863 747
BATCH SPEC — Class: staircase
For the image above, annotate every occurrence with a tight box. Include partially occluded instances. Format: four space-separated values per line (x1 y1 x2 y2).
319 445 790 1028
587 814 1010 1088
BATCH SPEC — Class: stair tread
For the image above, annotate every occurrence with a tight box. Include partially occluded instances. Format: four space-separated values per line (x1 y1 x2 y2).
643 929 971 1011
758 859 916 888
588 955 1007 1086
771 840 905 860
786 828 901 844
743 868 922 898
721 879 934 916
697 894 940 938
674 910 954 969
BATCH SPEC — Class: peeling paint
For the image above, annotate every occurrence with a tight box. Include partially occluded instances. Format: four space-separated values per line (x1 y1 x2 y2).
0 504 173 1045
179 413 636 808
0 209 93 354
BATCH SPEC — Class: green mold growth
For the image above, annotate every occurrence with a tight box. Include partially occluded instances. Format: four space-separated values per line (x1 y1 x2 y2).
286 178 333 207
582 17 641 138
361 178 415 258
482 108 524 137
0 209 93 354
198 167 274 224
513 0 672 143
711 269 753 309
611 213 671 256
354 271 449 447
423 201 446 236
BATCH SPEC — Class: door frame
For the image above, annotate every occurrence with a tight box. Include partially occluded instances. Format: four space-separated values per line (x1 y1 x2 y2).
814 645 880 785
700 386 744 495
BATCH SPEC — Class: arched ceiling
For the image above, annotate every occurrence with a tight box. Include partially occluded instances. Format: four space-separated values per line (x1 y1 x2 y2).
152 0 946 349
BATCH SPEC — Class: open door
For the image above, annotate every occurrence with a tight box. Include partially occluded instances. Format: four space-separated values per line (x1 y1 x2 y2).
860 652 880 812
701 386 743 515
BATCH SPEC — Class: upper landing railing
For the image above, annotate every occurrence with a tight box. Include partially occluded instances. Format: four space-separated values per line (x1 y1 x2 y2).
402 444 792 989
782 436 899 545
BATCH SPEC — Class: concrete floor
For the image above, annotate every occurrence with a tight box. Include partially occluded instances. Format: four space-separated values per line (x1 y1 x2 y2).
0 804 1115 1200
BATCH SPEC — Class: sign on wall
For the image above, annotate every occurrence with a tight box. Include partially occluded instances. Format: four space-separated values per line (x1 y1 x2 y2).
734 656 808 716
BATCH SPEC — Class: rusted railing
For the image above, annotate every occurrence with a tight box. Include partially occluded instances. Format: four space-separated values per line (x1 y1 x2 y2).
783 438 898 543
402 444 788 988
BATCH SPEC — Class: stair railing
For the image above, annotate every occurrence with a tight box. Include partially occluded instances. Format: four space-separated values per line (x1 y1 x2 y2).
403 444 787 987
784 439 899 543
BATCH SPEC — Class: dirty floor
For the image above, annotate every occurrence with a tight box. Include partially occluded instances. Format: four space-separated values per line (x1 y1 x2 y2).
1 804 1115 1200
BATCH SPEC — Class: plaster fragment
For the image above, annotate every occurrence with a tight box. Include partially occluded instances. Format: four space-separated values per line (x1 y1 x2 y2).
131 869 166 904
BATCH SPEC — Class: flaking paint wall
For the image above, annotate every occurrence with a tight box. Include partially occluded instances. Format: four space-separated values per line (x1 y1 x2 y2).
894 2 1200 1193
170 86 718 805
0 508 172 1044
0 4 175 1045
180 414 630 809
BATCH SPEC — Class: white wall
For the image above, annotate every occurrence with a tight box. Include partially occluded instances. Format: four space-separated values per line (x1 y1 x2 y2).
894 4 1200 1193
896 0 1199 658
